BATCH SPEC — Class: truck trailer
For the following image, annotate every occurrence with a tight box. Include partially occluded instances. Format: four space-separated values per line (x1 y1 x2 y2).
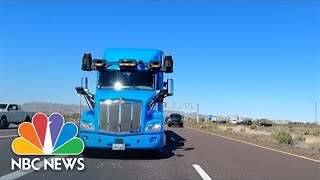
76 48 174 154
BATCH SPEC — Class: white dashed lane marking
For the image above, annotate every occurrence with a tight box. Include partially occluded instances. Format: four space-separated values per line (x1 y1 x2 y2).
97 163 104 169
192 164 212 180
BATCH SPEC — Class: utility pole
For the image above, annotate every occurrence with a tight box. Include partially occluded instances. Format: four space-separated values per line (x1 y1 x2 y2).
196 104 199 124
315 101 318 124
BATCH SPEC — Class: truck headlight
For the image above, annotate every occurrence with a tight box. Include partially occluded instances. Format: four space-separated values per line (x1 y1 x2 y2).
80 121 94 130
145 123 161 131
114 82 123 90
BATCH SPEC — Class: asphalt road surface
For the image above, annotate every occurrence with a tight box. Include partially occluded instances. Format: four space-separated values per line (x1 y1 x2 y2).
0 126 319 180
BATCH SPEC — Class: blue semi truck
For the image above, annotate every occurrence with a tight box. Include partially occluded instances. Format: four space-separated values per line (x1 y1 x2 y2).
76 48 174 154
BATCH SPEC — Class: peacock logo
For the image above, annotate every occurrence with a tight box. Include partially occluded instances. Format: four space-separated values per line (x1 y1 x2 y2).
12 112 84 155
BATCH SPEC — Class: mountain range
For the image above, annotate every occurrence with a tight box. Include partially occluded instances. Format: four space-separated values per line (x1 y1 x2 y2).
21 102 208 119
21 102 87 115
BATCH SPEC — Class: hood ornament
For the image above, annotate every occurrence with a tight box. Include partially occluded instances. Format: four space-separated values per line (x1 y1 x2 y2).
104 98 125 105
116 98 125 105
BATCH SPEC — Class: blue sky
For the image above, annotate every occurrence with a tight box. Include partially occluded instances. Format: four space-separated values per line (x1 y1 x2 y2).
0 2 319 122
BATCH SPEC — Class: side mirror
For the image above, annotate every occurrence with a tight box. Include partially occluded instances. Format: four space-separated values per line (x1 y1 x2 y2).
81 77 88 90
161 55 173 73
81 53 93 71
167 79 174 96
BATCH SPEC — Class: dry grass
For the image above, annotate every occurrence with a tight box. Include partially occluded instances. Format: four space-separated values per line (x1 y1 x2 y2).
185 120 320 160
63 113 80 125
240 128 246 133
250 124 257 130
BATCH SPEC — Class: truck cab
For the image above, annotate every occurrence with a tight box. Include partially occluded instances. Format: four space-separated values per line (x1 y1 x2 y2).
76 48 174 152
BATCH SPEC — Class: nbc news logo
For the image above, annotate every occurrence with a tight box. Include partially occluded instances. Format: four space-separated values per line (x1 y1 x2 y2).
11 113 85 171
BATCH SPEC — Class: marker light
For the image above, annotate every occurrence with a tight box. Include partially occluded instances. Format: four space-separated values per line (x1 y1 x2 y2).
119 59 137 67
114 82 123 90
105 99 113 105
94 59 106 67
150 61 161 68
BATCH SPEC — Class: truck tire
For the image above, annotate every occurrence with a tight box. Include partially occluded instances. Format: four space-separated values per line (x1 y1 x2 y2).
81 148 93 157
25 116 31 123
0 116 9 129
179 123 183 128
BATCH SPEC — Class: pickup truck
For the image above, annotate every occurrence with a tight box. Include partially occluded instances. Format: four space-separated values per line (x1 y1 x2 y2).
259 119 273 127
0 103 33 129
167 113 184 127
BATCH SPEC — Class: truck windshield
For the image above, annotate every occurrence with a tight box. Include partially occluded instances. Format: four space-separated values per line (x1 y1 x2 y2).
0 104 7 109
99 70 154 90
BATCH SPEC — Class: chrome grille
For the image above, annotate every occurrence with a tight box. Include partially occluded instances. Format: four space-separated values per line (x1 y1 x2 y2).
99 101 141 133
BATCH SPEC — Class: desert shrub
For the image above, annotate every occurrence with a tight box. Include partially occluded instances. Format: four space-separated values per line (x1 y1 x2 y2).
200 123 208 130
250 124 257 130
187 120 198 127
310 129 320 136
273 131 293 145
240 128 246 133
294 135 306 142
304 129 311 135
208 123 218 130
64 113 80 125
226 127 233 133
309 142 320 151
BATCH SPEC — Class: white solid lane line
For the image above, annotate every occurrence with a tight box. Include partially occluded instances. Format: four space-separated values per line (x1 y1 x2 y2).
0 135 18 139
170 137 175 141
0 156 66 180
0 129 17 132
192 164 212 180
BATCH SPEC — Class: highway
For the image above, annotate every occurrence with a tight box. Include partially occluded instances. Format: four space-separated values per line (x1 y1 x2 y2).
0 126 319 180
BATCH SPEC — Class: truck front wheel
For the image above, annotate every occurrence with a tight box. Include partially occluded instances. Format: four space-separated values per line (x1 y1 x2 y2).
81 148 95 157
0 116 9 129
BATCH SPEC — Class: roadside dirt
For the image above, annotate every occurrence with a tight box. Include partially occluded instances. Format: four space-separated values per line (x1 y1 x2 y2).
218 125 320 144
218 125 270 135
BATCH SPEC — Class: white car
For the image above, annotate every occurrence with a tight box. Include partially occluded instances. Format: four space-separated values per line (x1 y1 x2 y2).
227 115 242 125
229 120 238 124
0 103 33 129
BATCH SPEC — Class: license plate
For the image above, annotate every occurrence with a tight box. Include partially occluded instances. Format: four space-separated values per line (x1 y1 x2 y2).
112 144 125 150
